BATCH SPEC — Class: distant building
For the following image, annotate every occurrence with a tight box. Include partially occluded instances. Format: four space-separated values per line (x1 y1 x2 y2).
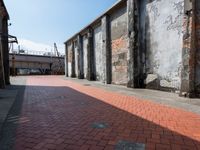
0 0 10 88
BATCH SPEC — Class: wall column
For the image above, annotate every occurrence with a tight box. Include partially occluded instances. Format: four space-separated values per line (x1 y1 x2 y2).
2 18 9 85
127 0 141 88
65 43 68 77
0 39 5 88
71 42 76 78
101 15 111 84
87 28 95 81
180 0 196 97
195 0 200 97
77 35 84 79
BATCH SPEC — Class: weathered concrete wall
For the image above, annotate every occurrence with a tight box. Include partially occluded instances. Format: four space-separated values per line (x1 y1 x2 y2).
2 17 9 85
67 43 72 77
0 1 9 88
65 44 68 77
110 5 128 85
195 0 200 94
64 0 200 97
74 41 78 77
83 34 88 79
93 25 104 82
145 0 184 90
0 15 5 88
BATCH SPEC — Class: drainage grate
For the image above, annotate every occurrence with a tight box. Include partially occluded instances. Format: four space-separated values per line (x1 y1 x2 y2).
91 122 109 129
115 140 145 150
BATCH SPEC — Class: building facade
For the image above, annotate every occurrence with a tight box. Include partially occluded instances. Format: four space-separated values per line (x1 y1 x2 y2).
0 0 9 88
65 0 200 98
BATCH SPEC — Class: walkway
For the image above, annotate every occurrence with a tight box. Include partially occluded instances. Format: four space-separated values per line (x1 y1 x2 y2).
0 76 200 150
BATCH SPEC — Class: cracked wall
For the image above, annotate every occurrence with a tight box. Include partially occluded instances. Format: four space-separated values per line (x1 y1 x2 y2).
65 0 200 97
74 41 78 77
93 25 104 82
110 5 128 85
67 43 73 77
144 0 184 91
83 34 88 79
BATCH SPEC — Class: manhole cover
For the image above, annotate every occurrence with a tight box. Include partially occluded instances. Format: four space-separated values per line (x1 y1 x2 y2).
83 84 91 86
91 122 108 129
115 140 145 150
59 96 67 99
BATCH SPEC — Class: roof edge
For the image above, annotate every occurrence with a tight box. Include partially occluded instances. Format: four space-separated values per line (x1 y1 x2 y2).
64 0 126 44
1 0 10 19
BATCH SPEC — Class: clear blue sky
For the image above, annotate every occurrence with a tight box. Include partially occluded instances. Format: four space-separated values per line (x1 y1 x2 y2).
4 0 117 51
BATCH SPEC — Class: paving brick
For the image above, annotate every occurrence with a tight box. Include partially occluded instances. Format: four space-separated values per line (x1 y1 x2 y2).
2 76 198 150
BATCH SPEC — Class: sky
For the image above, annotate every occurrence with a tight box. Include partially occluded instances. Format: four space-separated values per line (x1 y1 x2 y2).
4 0 117 54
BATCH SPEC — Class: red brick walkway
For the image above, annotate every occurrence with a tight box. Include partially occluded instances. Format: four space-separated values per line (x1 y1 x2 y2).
13 76 200 150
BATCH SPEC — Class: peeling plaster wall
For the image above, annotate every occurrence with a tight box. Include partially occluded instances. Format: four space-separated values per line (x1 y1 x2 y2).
110 5 128 85
67 44 72 77
83 35 88 79
74 41 78 77
93 25 104 81
145 0 184 90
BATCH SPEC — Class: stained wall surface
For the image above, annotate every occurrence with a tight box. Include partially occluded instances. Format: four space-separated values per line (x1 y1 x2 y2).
74 42 78 77
110 5 128 85
144 0 184 90
83 35 88 79
67 44 72 77
93 25 104 82
65 0 200 97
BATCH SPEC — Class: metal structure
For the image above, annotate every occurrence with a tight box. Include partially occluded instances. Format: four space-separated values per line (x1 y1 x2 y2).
52 43 64 75
8 35 18 76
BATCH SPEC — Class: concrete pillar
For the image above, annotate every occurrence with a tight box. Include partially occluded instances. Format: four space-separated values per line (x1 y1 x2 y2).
65 43 68 77
71 42 76 78
101 15 111 84
180 0 196 97
87 28 95 81
2 18 9 85
195 0 200 97
0 40 5 88
77 35 84 79
127 0 141 88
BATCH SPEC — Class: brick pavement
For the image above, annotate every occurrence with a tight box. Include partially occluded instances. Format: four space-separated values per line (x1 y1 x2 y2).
2 76 200 150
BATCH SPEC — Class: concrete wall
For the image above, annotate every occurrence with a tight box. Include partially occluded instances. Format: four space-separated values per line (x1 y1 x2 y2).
93 25 104 81
110 5 128 85
144 0 184 90
83 34 88 79
67 43 72 77
74 41 78 77
0 15 5 88
195 0 200 94
65 0 200 97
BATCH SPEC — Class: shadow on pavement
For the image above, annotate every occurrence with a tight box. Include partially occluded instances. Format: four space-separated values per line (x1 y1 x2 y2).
0 84 199 150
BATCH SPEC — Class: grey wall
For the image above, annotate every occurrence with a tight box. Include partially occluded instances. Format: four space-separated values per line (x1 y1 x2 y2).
83 34 88 79
144 0 184 90
93 25 104 81
110 5 128 85
74 41 78 77
67 43 72 77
